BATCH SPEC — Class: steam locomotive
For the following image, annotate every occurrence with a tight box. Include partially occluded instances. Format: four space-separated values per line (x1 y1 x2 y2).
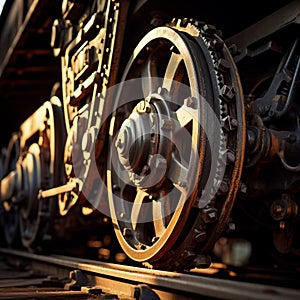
1 0 300 271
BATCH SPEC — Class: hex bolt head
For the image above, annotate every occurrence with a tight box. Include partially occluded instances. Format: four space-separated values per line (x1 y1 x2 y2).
201 24 217 35
218 180 229 195
220 85 235 102
230 118 238 128
193 254 211 268
184 96 197 109
182 250 196 260
227 151 236 163
209 39 224 50
202 207 218 223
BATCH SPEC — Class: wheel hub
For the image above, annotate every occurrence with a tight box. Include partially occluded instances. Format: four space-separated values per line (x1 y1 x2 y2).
115 101 154 174
115 97 172 190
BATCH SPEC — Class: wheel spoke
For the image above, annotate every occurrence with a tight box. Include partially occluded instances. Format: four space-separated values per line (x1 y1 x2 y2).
162 51 183 91
152 198 166 238
131 188 148 230
141 55 159 98
167 153 189 192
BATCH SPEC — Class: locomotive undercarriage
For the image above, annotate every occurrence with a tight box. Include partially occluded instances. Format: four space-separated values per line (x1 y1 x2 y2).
1 0 300 271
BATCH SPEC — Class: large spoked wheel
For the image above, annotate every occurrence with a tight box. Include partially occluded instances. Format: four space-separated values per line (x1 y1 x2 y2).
107 22 245 270
19 97 65 250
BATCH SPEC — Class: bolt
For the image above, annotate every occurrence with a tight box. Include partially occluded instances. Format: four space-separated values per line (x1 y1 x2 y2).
230 118 238 128
182 250 196 260
286 133 297 143
209 39 224 50
193 229 207 243
201 24 217 35
202 207 218 223
137 243 146 250
82 131 92 152
178 181 187 188
184 96 197 109
228 222 235 231
218 180 229 195
220 85 235 102
240 182 247 194
112 184 120 192
193 254 211 268
227 151 236 163
158 86 169 96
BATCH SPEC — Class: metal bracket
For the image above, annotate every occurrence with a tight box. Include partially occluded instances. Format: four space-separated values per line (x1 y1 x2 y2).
64 269 90 291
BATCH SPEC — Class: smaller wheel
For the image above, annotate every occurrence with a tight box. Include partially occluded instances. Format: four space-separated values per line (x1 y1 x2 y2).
0 133 21 247
13 98 66 250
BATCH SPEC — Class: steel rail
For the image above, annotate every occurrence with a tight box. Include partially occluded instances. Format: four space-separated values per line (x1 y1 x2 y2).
0 247 299 300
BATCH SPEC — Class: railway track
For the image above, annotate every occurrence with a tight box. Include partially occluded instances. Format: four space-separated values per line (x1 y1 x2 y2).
0 247 299 300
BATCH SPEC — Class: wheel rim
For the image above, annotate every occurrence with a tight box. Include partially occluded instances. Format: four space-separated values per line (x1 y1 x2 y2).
107 24 245 267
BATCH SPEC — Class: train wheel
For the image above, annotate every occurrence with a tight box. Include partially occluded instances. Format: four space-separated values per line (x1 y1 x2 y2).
19 97 65 250
107 21 245 270
0 133 21 247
